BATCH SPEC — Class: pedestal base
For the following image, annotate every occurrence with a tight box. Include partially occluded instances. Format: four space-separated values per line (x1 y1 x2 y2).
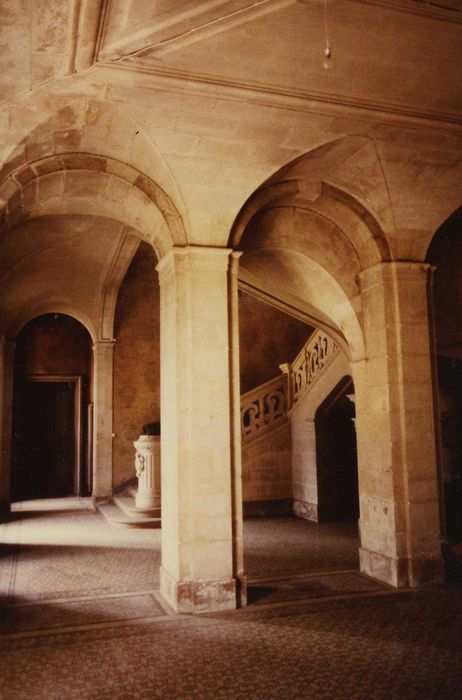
359 547 445 588
160 567 237 613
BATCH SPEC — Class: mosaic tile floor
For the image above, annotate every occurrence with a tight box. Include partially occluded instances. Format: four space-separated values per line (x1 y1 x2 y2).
244 517 359 578
1 503 359 604
1 499 461 699
247 571 385 605
0 592 165 635
1 588 461 699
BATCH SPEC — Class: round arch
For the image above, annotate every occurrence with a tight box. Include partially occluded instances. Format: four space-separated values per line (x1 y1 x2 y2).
8 303 97 345
0 153 187 258
10 312 94 502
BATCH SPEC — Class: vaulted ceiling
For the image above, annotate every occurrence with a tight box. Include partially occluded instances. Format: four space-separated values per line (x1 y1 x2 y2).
1 0 462 340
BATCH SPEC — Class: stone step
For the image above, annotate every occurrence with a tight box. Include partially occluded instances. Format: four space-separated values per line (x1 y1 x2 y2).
97 502 161 529
114 495 161 520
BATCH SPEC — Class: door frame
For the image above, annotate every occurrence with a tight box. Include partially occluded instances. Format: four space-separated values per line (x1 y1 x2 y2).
24 374 83 496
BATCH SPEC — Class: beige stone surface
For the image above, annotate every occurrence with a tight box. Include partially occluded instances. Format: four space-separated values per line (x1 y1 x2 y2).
0 1 461 609
156 248 236 611
242 421 292 503
113 243 160 488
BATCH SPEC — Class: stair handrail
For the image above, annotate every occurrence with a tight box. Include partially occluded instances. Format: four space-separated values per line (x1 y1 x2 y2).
284 329 339 408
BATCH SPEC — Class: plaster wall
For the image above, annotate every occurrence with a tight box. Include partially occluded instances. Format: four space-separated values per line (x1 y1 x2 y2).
239 290 312 393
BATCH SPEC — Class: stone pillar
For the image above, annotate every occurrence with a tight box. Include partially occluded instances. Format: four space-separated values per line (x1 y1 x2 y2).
228 251 246 605
0 337 15 520
156 246 236 613
134 434 161 513
354 262 443 588
92 340 115 500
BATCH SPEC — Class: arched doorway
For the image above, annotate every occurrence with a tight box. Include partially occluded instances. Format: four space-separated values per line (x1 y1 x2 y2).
314 377 359 522
427 206 462 573
11 314 92 501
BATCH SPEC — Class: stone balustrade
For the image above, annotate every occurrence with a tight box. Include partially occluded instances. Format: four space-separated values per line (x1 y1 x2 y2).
287 329 339 407
240 329 339 441
240 375 288 440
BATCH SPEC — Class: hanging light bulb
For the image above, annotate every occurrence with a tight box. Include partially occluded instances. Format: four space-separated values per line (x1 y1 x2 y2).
323 43 333 70
322 0 333 70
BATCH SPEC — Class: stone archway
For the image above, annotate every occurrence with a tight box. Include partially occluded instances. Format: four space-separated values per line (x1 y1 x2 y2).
11 313 93 502
426 205 462 575
314 376 358 523
230 150 444 588
0 147 184 514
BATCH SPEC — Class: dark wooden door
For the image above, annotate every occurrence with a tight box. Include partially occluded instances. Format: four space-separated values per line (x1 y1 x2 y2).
12 380 76 500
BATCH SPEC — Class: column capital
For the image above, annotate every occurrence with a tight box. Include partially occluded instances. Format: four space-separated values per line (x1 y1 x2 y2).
358 260 432 281
358 260 434 294
156 246 234 279
229 250 243 279
92 339 115 353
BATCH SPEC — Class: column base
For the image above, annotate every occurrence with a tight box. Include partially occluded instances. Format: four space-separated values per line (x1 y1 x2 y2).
160 567 237 613
293 499 318 522
359 547 445 588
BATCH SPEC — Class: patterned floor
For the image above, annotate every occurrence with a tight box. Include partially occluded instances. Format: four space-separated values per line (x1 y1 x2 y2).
1 501 359 603
1 500 461 699
1 588 461 699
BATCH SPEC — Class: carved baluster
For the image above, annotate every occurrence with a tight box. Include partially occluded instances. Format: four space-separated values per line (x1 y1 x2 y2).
279 363 293 409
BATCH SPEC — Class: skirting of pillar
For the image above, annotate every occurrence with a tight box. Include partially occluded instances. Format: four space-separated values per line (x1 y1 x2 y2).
293 499 318 522
359 547 445 588
160 567 237 613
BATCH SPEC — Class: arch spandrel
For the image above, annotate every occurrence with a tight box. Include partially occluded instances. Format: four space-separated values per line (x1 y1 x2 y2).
1 95 189 236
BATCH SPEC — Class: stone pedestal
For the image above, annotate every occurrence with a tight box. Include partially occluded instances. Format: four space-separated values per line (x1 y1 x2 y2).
134 434 161 514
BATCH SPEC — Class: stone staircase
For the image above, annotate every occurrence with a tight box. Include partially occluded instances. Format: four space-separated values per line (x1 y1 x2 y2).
100 329 339 528
240 329 339 442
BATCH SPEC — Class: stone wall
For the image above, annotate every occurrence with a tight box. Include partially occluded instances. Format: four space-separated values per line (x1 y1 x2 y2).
113 242 160 488
242 421 292 517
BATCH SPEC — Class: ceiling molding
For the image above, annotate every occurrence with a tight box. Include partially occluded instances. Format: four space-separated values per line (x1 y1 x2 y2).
94 61 462 131
97 0 296 62
68 0 109 73
349 0 462 24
